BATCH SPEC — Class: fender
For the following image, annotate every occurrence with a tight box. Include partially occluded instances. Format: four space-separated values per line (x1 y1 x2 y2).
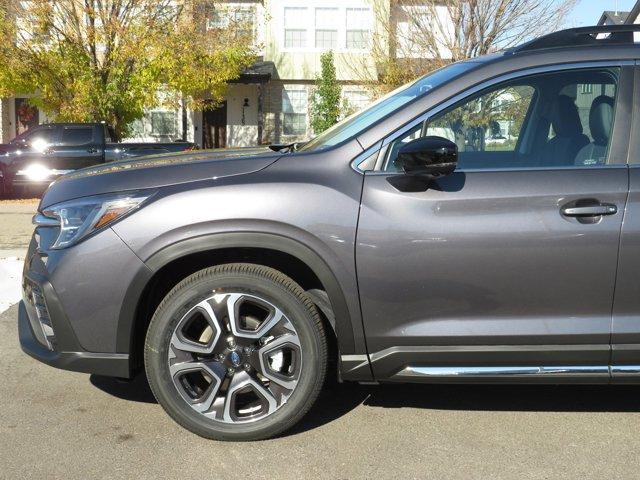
116 231 364 363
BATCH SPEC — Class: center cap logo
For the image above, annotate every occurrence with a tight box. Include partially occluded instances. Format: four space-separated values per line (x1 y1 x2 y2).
229 351 241 367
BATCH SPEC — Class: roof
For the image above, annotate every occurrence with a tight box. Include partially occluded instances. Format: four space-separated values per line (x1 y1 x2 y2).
509 24 640 54
598 10 629 25
234 61 276 84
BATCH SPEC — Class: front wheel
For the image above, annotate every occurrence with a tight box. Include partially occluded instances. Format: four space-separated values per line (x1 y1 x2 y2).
144 263 328 441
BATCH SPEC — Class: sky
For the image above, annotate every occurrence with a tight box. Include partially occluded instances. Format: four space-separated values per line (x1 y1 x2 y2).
568 0 637 26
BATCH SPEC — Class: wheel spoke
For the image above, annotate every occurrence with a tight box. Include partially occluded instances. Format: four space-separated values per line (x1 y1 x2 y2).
170 299 222 355
222 370 278 422
169 360 225 414
258 333 301 390
226 293 285 339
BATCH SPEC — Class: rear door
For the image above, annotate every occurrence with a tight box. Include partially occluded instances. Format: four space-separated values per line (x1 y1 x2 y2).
356 64 633 380
48 125 103 170
611 64 640 380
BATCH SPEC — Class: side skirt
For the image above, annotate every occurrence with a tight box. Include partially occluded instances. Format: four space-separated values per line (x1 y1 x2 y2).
390 365 609 384
362 345 640 384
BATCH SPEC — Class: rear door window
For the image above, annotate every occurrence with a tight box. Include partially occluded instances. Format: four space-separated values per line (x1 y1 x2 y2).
61 127 94 145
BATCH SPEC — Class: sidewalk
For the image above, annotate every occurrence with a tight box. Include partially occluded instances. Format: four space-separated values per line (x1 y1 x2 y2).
0 199 37 313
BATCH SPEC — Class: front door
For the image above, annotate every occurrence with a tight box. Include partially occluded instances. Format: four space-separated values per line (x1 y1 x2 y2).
356 65 632 379
203 101 227 149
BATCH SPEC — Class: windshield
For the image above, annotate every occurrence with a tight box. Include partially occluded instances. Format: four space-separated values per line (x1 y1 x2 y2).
299 61 477 152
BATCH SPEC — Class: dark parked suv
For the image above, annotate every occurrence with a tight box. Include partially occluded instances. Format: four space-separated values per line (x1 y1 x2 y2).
19 25 640 440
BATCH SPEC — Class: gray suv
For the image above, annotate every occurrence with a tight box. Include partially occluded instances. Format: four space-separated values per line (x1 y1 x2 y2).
19 25 640 440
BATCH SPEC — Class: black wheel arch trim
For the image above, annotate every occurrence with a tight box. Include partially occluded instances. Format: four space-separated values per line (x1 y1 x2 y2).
116 232 365 372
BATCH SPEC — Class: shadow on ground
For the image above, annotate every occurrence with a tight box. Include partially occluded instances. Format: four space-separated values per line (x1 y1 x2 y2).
90 373 640 436
90 374 156 404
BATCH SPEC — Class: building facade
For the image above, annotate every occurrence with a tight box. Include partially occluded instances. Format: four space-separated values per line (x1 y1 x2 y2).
187 0 382 148
0 0 441 148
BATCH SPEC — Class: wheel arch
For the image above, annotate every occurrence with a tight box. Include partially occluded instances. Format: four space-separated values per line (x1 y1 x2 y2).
117 232 358 375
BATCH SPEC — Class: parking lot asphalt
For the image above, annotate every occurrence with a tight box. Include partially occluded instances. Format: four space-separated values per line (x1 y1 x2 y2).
3 201 640 479
4 302 640 480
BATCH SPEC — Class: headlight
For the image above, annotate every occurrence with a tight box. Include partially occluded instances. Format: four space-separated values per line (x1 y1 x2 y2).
39 190 153 249
18 163 52 181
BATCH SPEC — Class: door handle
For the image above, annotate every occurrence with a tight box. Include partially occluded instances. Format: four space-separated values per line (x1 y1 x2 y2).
561 204 617 217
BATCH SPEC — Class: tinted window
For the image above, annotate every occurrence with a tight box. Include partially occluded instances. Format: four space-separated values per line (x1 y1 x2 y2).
383 68 619 171
14 127 55 144
426 85 535 153
61 127 93 145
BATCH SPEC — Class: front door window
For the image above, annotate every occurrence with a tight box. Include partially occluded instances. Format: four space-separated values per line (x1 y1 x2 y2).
383 67 620 172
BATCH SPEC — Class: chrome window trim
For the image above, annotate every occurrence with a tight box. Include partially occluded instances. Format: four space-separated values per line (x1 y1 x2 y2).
367 59 633 173
363 164 629 177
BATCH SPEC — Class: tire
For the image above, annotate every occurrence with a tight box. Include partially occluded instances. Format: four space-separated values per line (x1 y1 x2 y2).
144 263 328 441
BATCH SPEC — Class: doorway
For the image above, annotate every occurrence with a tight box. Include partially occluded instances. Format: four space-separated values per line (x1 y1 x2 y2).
202 101 227 149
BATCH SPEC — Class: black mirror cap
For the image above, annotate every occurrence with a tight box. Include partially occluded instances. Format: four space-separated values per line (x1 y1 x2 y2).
396 136 458 177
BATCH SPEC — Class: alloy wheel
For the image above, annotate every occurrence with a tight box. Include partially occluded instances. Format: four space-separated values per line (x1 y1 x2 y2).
168 292 302 424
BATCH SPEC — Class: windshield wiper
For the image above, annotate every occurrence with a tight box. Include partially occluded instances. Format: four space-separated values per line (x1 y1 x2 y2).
268 141 307 153
268 143 296 153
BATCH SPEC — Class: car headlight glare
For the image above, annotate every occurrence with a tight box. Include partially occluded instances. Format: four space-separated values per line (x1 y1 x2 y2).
41 191 153 249
19 163 52 181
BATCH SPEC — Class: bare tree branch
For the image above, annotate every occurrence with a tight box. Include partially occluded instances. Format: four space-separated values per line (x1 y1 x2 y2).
358 0 577 97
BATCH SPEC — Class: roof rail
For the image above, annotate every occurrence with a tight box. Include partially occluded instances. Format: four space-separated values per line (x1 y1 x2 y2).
511 24 640 53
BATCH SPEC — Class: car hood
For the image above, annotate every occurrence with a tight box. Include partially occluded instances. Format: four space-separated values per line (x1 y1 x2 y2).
40 147 281 209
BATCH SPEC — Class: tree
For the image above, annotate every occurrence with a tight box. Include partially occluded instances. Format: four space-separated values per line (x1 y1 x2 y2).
310 51 342 134
0 1 255 140
360 0 577 97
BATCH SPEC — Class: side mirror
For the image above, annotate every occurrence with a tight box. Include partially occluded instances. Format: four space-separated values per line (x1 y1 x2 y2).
396 136 458 177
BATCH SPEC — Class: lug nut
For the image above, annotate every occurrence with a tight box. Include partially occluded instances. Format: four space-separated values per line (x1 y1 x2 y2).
227 367 235 376
244 363 251 371
243 346 251 354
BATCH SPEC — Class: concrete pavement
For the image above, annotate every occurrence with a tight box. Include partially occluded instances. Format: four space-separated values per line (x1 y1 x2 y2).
3 301 640 479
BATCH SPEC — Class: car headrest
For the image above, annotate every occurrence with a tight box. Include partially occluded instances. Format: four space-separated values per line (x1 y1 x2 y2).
589 95 614 146
550 95 583 137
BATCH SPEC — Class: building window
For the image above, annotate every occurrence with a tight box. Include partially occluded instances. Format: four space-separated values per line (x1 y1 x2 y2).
233 8 255 41
580 84 594 94
207 6 255 42
345 8 370 50
343 90 370 113
315 8 338 49
207 10 226 29
151 111 178 138
284 7 307 48
283 89 307 136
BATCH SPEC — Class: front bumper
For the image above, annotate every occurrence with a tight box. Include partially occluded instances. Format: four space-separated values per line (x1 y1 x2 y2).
19 300 130 377
18 223 149 378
